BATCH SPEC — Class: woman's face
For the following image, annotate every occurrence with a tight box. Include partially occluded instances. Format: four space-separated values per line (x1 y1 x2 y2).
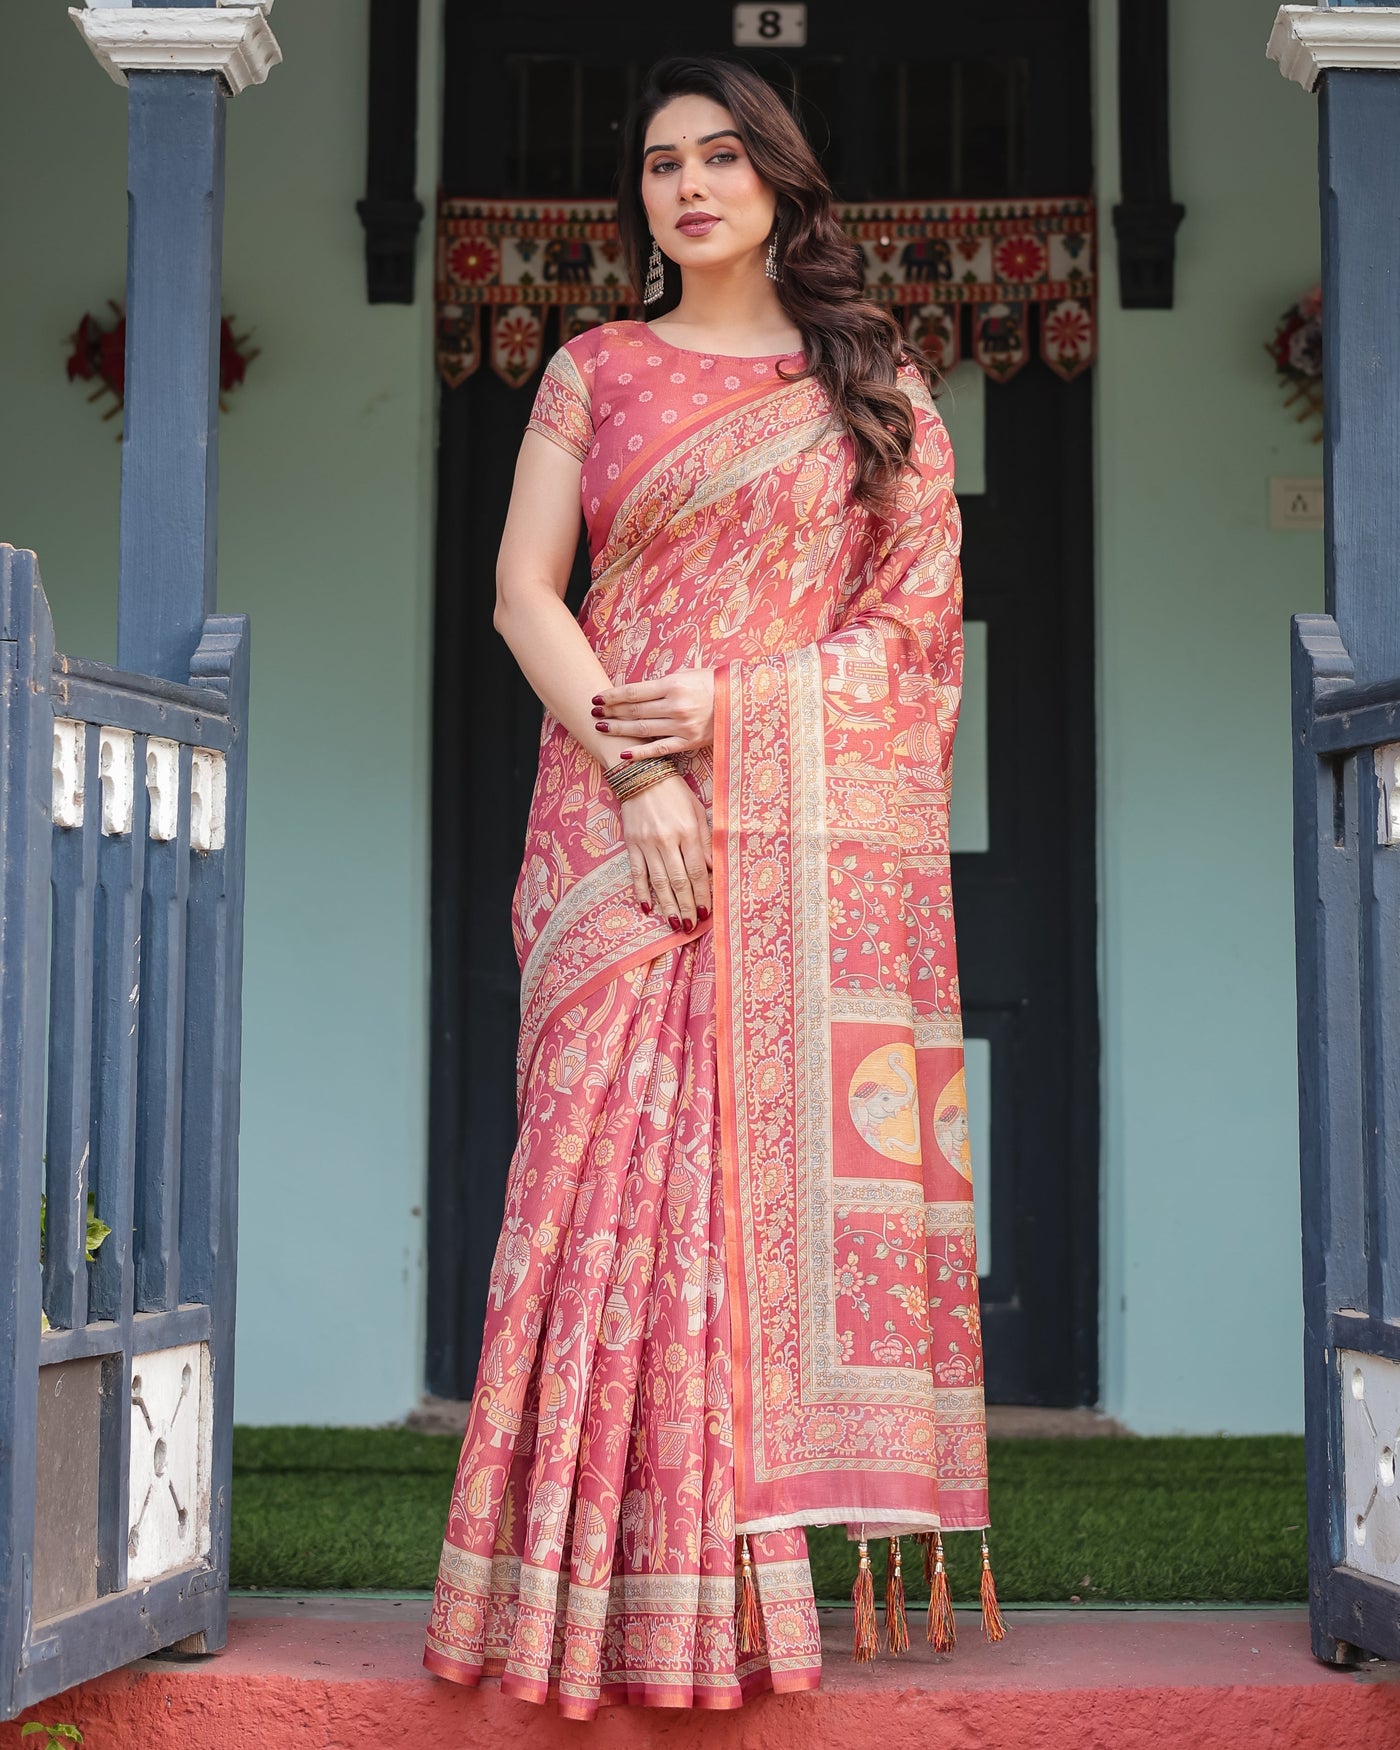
640 93 777 277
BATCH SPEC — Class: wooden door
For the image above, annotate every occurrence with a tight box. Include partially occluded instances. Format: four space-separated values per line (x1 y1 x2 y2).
427 0 1098 1408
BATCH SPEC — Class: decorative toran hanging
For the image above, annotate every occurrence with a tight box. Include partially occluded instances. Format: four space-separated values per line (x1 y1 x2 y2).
436 194 1096 389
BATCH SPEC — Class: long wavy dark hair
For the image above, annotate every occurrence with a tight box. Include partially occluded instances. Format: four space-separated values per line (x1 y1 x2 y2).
616 56 933 511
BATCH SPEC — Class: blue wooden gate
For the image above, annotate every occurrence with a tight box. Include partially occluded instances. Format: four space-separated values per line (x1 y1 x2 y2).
0 543 250 1714
1277 6 1400 1665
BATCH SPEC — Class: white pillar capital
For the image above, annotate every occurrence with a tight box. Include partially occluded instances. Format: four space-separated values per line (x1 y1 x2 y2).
1269 6 1400 93
69 3 282 95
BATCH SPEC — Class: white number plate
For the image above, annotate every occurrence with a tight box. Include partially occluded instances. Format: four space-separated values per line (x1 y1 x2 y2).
732 4 808 47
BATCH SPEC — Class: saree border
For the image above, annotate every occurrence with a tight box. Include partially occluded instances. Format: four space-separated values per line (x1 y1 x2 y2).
516 850 709 1095
715 658 950 1534
588 382 835 591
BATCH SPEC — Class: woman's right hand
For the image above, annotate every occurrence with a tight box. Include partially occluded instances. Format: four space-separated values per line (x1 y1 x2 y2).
620 775 713 932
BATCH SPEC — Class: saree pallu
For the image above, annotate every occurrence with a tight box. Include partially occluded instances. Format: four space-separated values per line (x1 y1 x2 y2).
426 322 988 1716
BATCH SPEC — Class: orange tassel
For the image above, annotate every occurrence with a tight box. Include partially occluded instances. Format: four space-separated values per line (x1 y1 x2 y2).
979 1530 1007 1643
920 1529 935 1590
927 1528 957 1652
852 1536 878 1661
884 1537 910 1654
735 1534 766 1655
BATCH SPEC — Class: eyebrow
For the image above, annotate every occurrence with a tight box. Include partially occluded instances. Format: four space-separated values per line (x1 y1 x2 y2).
643 130 742 158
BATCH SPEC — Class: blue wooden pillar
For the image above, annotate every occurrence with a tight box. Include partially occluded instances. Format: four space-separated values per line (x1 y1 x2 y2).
1319 68 1400 678
119 0 226 683
68 0 281 682
118 63 226 683
1271 1 1400 1665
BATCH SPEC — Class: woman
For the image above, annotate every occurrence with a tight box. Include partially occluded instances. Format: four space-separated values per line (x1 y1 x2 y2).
424 55 995 1718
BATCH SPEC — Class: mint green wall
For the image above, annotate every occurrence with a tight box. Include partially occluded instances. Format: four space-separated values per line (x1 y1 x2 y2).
0 2 440 1424
0 0 1328 1436
1095 0 1322 1433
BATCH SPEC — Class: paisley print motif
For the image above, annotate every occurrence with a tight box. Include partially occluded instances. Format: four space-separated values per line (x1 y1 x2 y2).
427 321 987 1714
712 372 986 1532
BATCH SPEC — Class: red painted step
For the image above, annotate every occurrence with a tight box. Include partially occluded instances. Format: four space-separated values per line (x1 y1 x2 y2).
4 1598 1398 1749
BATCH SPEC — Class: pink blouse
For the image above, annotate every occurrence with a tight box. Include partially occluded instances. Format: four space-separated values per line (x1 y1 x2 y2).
527 320 807 558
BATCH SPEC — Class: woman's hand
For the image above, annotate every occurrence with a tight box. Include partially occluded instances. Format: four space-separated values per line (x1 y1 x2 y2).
591 668 715 761
620 775 713 932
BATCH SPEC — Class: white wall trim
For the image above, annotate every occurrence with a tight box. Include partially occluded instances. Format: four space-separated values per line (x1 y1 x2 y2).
69 5 282 95
1269 5 1400 93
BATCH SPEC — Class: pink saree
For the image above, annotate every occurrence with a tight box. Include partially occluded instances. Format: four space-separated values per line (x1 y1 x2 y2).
424 320 988 1718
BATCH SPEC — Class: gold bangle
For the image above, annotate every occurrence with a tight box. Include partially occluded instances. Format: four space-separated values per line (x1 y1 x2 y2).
604 755 679 802
608 765 675 801
604 756 675 789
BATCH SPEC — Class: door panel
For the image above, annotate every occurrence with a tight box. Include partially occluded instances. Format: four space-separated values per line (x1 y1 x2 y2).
941 360 987 498
956 359 1098 1402
427 0 1097 1408
949 618 989 852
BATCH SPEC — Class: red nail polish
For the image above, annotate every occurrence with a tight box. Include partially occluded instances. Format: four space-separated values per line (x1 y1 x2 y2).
640 902 652 914
591 694 603 705
683 919 695 933
620 750 633 762
594 722 608 733
696 906 710 922
590 706 604 718
669 916 681 931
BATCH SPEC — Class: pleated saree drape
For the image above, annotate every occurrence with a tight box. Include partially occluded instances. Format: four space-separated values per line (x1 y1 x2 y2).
424 321 990 1718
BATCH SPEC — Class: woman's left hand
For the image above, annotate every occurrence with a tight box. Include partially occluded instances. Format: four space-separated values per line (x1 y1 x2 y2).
591 668 715 761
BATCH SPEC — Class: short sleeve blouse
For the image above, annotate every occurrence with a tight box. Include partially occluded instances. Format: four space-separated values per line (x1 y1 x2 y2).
526 338 594 462
521 322 818 564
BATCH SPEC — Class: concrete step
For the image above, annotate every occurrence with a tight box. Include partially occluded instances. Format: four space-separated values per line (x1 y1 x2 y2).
3 1597 1398 1748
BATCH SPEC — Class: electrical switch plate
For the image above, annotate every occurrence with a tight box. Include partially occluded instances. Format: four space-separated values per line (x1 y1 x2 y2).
1269 476 1324 530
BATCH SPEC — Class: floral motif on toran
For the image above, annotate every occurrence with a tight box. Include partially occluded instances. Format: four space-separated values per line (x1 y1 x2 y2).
436 197 1096 385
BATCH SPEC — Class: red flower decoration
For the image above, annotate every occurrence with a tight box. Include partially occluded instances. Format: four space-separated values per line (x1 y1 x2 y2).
993 235 1047 284
1268 286 1322 384
448 237 501 286
98 319 128 399
495 310 539 367
66 314 99 382
1266 284 1323 440
219 317 255 391
1043 304 1092 357
67 302 257 426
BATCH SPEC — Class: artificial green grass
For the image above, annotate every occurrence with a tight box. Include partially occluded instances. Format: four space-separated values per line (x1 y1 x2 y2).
230 1428 1307 1604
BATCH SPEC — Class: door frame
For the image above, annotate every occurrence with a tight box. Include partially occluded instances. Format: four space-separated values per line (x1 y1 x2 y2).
423 0 1100 1408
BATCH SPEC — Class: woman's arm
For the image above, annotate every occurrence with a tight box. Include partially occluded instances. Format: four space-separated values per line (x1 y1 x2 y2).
494 431 712 931
493 430 617 757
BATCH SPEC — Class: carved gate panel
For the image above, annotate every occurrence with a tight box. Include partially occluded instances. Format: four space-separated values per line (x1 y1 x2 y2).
0 546 251 1716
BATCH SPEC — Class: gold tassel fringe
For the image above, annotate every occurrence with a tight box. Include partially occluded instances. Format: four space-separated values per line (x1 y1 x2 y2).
852 1536 879 1661
735 1534 765 1655
979 1529 1007 1643
927 1527 957 1652
884 1536 910 1654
